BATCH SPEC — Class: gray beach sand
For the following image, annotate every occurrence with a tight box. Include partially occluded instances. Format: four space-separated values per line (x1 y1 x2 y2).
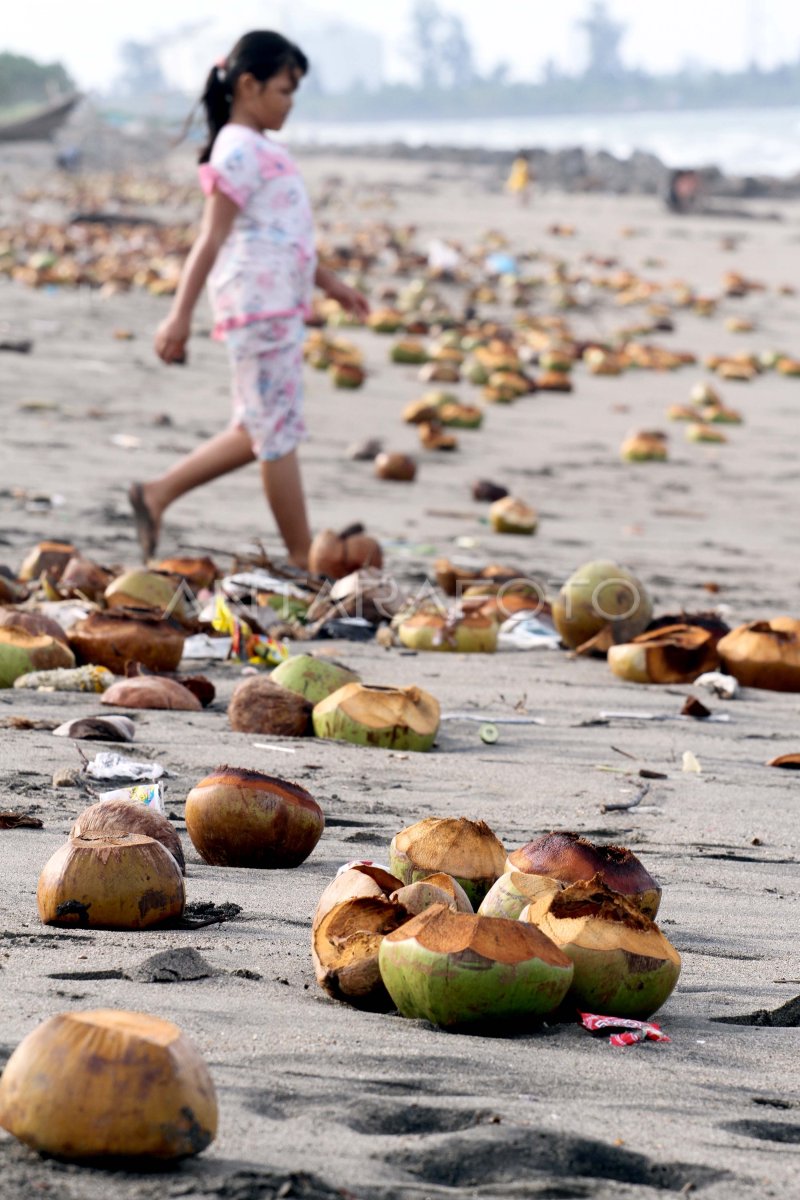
1 151 799 1199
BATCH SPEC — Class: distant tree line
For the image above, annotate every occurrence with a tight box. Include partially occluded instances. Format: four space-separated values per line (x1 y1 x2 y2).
295 0 800 120
0 52 75 109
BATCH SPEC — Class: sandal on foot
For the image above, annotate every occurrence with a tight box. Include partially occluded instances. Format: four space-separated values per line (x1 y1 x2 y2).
128 482 158 561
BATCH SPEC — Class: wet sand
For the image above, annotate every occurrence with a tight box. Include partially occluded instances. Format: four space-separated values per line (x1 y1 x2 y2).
1 151 800 1199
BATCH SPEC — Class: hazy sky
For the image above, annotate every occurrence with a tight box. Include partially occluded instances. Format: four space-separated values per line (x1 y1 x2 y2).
4 0 800 89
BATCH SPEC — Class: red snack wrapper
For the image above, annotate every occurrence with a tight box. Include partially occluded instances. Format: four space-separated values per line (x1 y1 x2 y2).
580 1012 671 1045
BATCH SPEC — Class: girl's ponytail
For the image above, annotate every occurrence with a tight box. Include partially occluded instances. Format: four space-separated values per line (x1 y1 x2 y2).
198 64 233 164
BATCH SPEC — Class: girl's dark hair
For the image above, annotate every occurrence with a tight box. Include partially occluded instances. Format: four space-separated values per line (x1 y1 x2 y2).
198 30 308 163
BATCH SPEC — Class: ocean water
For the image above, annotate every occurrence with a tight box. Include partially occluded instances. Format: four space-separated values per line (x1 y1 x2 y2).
289 106 800 178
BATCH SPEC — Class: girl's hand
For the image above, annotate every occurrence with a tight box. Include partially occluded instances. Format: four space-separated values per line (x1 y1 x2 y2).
155 313 191 364
324 277 370 322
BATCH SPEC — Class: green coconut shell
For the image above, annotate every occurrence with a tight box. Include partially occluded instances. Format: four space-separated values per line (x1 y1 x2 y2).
0 627 75 688
378 904 573 1027
389 816 506 907
270 654 360 706
397 610 498 653
552 560 653 650
312 683 440 752
521 878 680 1020
477 871 556 920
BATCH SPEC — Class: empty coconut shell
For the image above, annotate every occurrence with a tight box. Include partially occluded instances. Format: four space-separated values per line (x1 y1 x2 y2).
717 618 800 691
520 877 680 1020
0 609 69 645
313 895 409 1010
378 904 573 1028
308 527 382 579
374 453 417 482
59 556 114 601
390 816 507 907
102 677 201 711
152 556 219 591
18 541 76 583
228 677 313 736
0 1010 217 1162
37 833 185 929
71 799 185 873
185 768 324 868
506 831 661 918
313 862 403 931
69 609 185 675
608 624 720 684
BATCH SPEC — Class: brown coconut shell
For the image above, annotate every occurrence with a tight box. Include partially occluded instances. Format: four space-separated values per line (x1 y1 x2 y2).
374 453 417 482
313 863 403 931
312 895 409 1009
506 831 661 918
71 799 185 873
608 623 720 684
185 768 324 868
152 557 219 591
717 618 800 691
0 609 70 645
228 676 313 736
0 1009 217 1163
69 609 185 674
308 528 382 580
391 817 506 905
18 541 76 583
385 903 571 967
0 626 75 674
102 676 201 711
37 833 185 929
59 556 114 601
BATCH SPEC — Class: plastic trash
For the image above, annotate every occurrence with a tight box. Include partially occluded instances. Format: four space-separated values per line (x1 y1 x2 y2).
13 665 115 692
98 782 165 814
84 752 165 782
498 612 561 650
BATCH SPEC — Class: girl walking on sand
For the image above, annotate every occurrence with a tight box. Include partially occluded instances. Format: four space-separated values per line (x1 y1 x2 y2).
129 30 368 568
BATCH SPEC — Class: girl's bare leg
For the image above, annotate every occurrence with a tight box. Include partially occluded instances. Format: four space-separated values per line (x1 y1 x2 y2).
260 449 311 568
139 426 256 534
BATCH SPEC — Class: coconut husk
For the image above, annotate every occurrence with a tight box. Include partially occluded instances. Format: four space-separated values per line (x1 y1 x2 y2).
69 609 186 675
0 626 75 686
312 895 409 1009
18 541 76 583
608 623 720 684
312 683 440 752
71 799 185 873
506 831 661 918
718 618 800 691
0 609 70 645
37 833 185 929
152 556 219 591
59 556 114 602
313 863 403 931
185 768 324 869
390 816 506 906
101 677 201 711
0 1010 217 1161
227 677 312 736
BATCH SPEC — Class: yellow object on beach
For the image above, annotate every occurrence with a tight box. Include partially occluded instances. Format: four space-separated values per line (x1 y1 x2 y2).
507 157 531 194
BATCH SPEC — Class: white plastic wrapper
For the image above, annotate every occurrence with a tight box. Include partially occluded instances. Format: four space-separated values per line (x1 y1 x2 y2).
85 752 165 782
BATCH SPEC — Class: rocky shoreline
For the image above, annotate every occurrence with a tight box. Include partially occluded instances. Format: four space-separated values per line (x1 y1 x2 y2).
293 139 800 200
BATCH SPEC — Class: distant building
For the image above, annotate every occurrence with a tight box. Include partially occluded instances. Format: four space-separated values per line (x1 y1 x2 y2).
297 23 384 93
578 1 627 80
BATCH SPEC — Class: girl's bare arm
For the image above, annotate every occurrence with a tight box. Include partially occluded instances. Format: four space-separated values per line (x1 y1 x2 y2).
315 264 370 322
155 190 239 363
